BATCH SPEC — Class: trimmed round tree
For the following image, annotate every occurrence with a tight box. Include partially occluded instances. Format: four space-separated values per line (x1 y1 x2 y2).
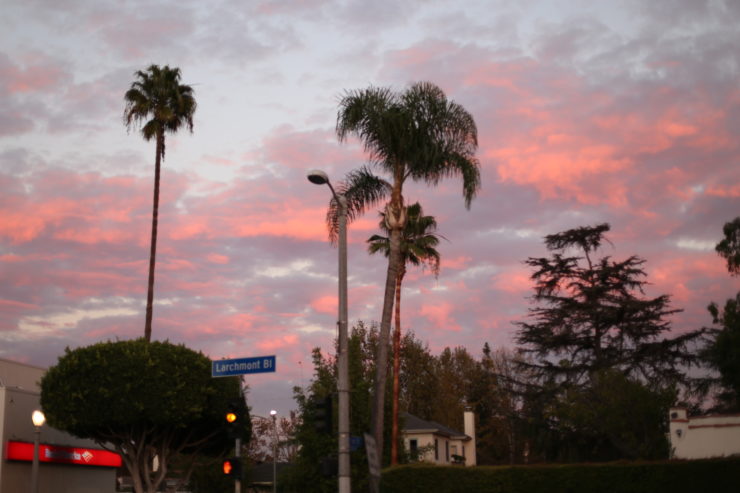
40 339 249 493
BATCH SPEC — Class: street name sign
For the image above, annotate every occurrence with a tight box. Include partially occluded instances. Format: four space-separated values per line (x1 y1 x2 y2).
212 355 276 377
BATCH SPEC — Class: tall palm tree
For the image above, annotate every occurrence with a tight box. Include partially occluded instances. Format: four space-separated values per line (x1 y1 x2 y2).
329 81 480 462
124 65 196 342
368 202 443 465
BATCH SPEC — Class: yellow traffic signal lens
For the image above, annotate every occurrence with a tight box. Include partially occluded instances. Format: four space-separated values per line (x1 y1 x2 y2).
226 412 237 423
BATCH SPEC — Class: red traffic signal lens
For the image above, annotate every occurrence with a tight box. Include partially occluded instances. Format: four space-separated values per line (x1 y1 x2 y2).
223 457 241 476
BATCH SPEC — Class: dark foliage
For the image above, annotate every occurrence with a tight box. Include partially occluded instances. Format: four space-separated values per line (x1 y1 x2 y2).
381 459 740 493
516 223 700 386
701 292 740 411
513 224 702 461
715 217 740 276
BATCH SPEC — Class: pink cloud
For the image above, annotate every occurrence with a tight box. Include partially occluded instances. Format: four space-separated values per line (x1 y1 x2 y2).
311 295 337 315
259 126 358 171
491 270 532 295
0 254 24 263
0 53 70 94
0 299 39 310
203 155 237 167
258 334 299 351
0 170 151 245
706 185 740 198
419 302 461 331
0 213 47 244
207 253 230 264
381 40 738 217
440 256 471 270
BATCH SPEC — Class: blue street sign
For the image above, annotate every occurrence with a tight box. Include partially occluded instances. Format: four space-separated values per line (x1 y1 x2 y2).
350 435 363 452
212 355 276 377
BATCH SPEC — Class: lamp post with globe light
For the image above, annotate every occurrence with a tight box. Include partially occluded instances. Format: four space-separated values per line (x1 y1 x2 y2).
270 410 278 493
31 410 45 493
307 169 350 493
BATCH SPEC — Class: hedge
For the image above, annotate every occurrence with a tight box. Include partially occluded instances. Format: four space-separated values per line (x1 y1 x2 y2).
380 458 739 493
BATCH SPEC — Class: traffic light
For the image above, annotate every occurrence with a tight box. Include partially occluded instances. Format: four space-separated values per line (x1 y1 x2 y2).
222 457 242 477
313 395 333 434
225 400 241 439
320 455 337 477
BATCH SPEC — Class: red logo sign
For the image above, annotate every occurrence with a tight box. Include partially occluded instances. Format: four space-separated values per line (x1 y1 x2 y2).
6 441 122 468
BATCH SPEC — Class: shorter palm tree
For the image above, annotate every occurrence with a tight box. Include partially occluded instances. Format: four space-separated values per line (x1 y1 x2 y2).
368 201 443 465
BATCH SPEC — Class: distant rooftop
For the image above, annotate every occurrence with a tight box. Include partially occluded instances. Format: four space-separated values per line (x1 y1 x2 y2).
401 412 469 440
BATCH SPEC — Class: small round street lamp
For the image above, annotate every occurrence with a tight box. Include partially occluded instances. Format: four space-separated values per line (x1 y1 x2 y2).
32 410 46 427
31 410 45 493
269 410 278 493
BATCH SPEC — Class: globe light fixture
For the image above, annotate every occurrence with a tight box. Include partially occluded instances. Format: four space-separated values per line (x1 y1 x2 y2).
269 410 278 493
31 410 46 493
32 410 46 427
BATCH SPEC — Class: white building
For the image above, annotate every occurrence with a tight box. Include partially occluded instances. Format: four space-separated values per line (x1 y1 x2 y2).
0 358 120 493
401 409 476 466
669 407 740 460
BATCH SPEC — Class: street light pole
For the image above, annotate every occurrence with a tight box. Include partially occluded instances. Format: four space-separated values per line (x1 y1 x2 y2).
234 435 241 493
307 169 351 493
270 410 277 493
31 410 45 493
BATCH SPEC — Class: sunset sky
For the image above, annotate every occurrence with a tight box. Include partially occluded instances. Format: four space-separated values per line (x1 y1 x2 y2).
2 0 738 417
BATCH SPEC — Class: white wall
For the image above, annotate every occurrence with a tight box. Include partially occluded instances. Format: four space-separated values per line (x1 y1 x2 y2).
669 407 740 460
463 410 476 466
404 432 468 465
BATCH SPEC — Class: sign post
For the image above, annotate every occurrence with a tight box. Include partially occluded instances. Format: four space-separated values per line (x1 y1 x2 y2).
213 355 276 493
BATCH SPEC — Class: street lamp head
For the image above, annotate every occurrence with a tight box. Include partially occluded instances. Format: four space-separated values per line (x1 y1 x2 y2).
307 169 329 186
31 410 46 427
269 409 277 417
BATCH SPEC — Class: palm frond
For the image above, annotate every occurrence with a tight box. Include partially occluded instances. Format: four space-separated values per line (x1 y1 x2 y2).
366 201 444 277
123 64 197 158
326 166 391 244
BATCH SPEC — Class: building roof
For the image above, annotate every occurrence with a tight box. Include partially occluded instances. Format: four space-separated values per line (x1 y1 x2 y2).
401 412 470 441
0 357 46 390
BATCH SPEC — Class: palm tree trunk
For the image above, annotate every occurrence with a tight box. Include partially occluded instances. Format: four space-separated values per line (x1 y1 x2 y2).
144 132 163 343
370 177 404 467
391 266 405 465
371 227 401 460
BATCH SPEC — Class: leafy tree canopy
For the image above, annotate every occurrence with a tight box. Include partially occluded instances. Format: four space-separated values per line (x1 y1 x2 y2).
702 292 740 411
716 217 740 276
41 339 249 493
552 370 675 461
697 218 740 412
